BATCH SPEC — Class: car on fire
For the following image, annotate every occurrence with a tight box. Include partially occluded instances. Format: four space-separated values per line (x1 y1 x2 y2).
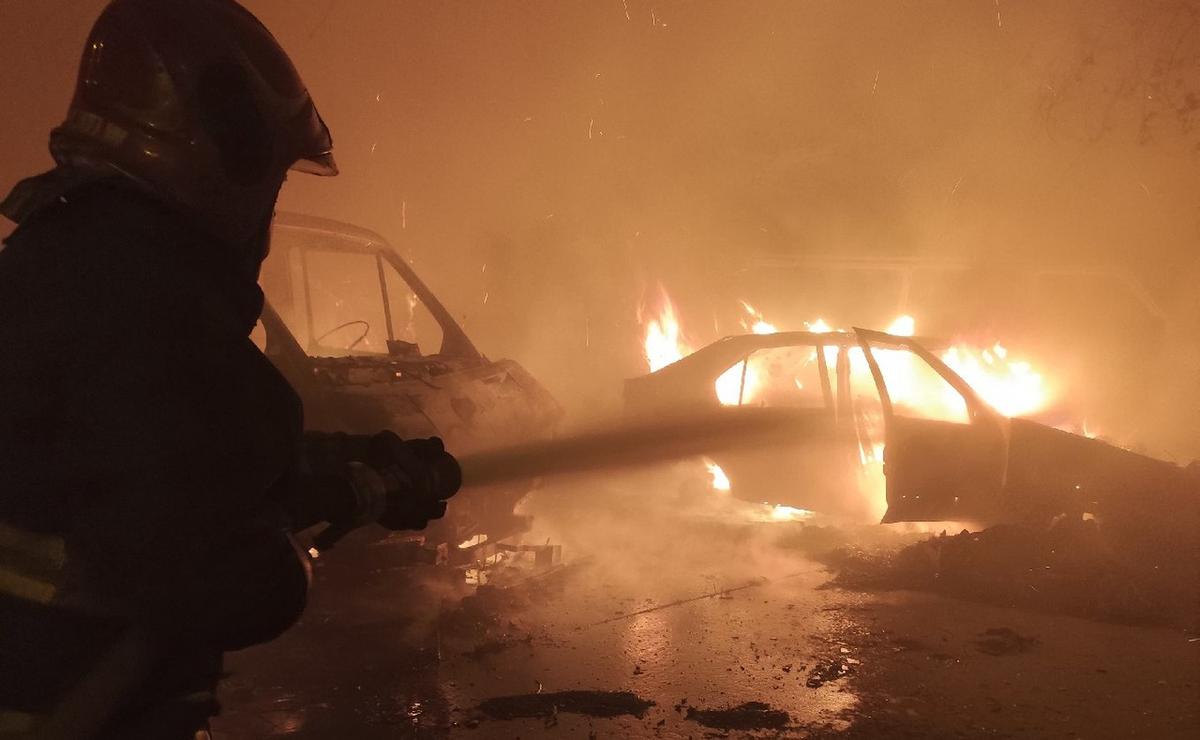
255 213 561 564
624 328 1198 537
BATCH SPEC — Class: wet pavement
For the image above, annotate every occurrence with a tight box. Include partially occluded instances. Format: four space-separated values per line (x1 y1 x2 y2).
213 473 1200 738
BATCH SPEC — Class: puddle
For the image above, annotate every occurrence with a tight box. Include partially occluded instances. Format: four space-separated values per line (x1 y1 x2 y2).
973 627 1039 656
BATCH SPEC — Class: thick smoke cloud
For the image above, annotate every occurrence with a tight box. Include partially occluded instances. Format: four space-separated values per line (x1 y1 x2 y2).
2 0 1197 453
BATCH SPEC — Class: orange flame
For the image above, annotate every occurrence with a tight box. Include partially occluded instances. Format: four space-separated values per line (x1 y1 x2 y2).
740 301 779 336
639 291 1055 520
640 285 693 372
640 293 1051 419
941 343 1047 418
704 459 731 491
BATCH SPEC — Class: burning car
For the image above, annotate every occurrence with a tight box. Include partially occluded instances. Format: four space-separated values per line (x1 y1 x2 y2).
255 213 561 562
625 324 1198 537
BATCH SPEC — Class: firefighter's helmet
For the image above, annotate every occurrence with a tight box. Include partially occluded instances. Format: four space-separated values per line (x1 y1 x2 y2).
50 0 336 245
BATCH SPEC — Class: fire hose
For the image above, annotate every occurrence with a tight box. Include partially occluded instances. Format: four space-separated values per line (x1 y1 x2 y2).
455 406 821 488
313 407 817 550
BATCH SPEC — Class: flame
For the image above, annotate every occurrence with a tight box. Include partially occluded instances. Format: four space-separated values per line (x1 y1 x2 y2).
702 457 814 522
857 442 889 521
639 294 1051 420
940 343 1047 417
715 362 748 405
639 288 762 405
885 314 915 336
704 459 731 491
640 285 693 372
740 301 779 335
639 291 1056 521
769 504 814 521
823 314 1048 422
712 302 792 404
712 302 779 405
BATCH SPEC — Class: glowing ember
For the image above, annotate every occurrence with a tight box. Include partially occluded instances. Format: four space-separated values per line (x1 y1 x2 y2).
458 534 488 549
704 459 731 491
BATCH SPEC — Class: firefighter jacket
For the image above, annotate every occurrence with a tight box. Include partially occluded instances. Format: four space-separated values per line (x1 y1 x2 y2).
0 177 311 736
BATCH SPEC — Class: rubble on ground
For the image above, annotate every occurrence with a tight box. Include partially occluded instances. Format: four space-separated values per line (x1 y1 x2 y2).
683 701 791 730
825 518 1199 628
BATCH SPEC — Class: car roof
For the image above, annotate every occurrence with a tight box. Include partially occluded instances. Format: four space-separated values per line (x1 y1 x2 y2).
272 212 390 253
637 329 947 383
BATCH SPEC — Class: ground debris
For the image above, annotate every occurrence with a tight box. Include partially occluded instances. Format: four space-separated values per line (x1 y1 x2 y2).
806 657 853 688
439 584 527 635
477 690 654 720
825 519 1199 628
461 634 533 660
684 701 790 730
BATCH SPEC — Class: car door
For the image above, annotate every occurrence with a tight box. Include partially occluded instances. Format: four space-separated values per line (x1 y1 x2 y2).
853 328 1009 524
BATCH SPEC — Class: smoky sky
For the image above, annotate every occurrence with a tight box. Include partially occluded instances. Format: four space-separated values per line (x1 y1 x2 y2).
2 1 1198 448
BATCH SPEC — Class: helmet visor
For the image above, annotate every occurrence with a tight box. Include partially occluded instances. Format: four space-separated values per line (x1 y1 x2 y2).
286 98 337 176
291 151 338 176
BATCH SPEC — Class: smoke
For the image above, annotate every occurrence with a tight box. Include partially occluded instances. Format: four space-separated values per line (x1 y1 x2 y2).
2 0 1197 452
514 464 828 590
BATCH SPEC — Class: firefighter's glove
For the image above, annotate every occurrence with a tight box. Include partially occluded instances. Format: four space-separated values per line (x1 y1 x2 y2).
364 431 462 531
342 461 390 528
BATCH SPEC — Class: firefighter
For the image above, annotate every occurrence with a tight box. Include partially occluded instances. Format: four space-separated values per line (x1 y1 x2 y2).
0 1 458 737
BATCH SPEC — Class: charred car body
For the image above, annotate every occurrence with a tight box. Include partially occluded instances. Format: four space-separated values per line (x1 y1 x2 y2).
257 213 561 562
625 329 1198 538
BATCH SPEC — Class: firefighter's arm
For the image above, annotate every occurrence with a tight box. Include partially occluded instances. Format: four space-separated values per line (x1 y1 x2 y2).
66 355 310 649
60 273 311 649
